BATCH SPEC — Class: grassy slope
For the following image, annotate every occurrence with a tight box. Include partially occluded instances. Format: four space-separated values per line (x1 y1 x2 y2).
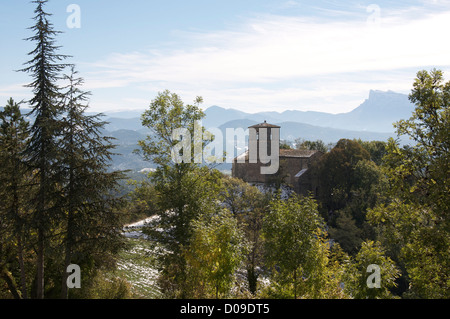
114 237 161 299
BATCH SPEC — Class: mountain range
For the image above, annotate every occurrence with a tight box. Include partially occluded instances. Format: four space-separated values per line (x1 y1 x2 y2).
101 90 413 171
101 89 413 134
1 90 414 171
201 90 412 133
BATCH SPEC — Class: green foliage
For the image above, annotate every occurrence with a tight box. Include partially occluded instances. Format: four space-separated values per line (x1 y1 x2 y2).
312 140 384 255
342 241 400 299
183 209 247 298
328 211 363 255
262 195 344 298
280 140 292 149
147 166 225 298
389 69 450 213
146 166 224 250
139 90 227 298
58 66 127 298
368 200 448 298
21 0 72 231
314 139 370 213
124 178 160 224
295 138 329 153
18 0 73 299
328 160 387 254
138 90 213 251
69 270 132 299
368 69 450 298
355 139 388 166
3 1 448 301
221 177 270 295
0 1 127 299
137 90 205 167
0 98 30 237
0 99 33 299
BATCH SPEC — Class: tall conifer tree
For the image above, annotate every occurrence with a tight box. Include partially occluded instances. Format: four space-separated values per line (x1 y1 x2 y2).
59 67 125 299
0 98 30 299
19 0 70 298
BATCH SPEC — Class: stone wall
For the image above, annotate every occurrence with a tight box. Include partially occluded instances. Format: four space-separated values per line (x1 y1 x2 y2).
232 150 324 196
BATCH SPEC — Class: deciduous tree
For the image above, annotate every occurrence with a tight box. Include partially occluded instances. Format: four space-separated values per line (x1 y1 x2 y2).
342 241 400 299
183 209 247 298
369 69 450 298
263 195 342 298
138 90 224 297
221 177 269 295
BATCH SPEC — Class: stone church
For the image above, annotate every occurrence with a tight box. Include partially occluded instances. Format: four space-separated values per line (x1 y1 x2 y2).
232 121 323 196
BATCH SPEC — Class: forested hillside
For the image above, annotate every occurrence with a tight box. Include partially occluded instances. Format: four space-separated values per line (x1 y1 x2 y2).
0 0 448 301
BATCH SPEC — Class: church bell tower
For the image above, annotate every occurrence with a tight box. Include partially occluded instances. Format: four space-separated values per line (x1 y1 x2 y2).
248 121 280 175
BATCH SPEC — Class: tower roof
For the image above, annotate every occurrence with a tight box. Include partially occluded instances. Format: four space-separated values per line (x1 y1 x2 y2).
280 149 320 158
249 120 280 129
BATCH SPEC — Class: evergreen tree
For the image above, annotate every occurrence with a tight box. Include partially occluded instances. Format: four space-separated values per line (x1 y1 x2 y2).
19 0 71 299
58 67 126 299
0 98 30 299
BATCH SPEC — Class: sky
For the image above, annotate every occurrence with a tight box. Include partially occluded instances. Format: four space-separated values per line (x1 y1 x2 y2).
1 0 450 115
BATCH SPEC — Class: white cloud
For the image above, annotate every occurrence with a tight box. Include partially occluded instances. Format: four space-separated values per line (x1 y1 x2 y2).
82 7 450 113
0 83 31 102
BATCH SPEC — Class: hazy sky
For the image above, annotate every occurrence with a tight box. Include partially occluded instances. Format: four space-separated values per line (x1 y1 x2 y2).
1 0 450 114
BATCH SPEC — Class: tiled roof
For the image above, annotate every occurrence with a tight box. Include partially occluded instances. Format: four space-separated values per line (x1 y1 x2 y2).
280 149 319 158
249 121 281 129
234 149 320 161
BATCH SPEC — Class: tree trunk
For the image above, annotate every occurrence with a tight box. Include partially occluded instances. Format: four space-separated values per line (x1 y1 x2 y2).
17 235 28 299
293 269 297 299
247 266 258 295
60 210 74 299
61 119 75 300
60 249 71 299
36 228 44 299
1 267 22 299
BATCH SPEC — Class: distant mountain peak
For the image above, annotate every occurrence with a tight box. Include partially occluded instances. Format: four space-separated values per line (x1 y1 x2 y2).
359 89 412 111
205 105 225 111
369 89 397 96
202 90 413 133
367 90 410 104
98 90 413 135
